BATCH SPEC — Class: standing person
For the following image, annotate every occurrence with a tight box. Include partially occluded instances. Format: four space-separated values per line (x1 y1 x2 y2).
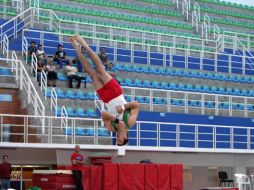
98 47 108 67
27 41 37 63
46 58 57 87
71 145 84 190
0 155 12 190
70 35 140 146
36 44 47 64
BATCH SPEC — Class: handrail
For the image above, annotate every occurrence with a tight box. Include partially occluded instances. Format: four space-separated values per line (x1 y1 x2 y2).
7 52 46 132
60 106 68 140
22 34 28 64
0 113 254 152
51 87 57 115
41 70 47 94
31 52 37 78
2 34 9 61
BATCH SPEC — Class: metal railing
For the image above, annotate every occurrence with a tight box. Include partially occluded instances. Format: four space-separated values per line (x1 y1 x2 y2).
51 87 57 115
2 34 9 60
0 113 254 153
31 52 37 78
7 52 46 132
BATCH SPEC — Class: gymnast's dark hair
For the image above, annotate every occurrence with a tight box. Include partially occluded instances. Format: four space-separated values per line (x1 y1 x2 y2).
117 134 129 146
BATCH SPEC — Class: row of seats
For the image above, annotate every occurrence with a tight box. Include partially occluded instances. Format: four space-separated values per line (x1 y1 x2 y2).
45 88 94 100
115 64 254 84
67 0 180 18
133 95 254 111
63 126 109 136
116 77 254 97
199 0 254 11
55 107 98 118
200 5 254 21
40 3 192 30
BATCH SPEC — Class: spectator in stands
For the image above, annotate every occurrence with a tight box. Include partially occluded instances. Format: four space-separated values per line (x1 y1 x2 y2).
71 145 84 190
106 62 116 78
36 44 47 64
66 60 82 89
98 47 108 67
46 58 57 87
28 41 37 63
54 44 69 69
0 155 12 190
37 59 46 86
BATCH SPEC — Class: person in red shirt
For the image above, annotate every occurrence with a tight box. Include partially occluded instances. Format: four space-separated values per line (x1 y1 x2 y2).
71 145 84 190
0 155 11 190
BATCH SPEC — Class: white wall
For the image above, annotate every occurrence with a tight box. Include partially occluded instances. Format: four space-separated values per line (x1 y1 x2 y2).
222 0 254 6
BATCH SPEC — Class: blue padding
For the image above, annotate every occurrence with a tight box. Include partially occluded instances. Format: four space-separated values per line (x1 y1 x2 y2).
172 61 185 68
117 49 131 55
217 67 229 73
216 142 230 148
140 139 157 146
250 130 254 135
140 123 157 130
107 54 114 61
101 47 113 54
198 126 213 133
188 57 200 64
134 57 147 64
27 39 40 45
231 62 241 68
216 127 230 134
188 63 200 69
63 42 74 49
140 131 157 138
128 139 137 146
224 48 234 54
160 140 176 147
231 68 242 74
150 52 163 59
150 58 163 66
128 131 137 137
180 141 195 147
90 45 96 52
160 124 176 131
232 56 242 62
117 55 131 63
134 50 147 57
44 33 58 40
216 135 230 141
246 57 254 63
217 60 228 66
234 136 247 142
245 70 254 75
44 47 56 56
180 125 195 132
44 40 59 48
203 58 214 65
203 65 214 71
173 55 185 61
198 134 213 141
25 31 40 38
180 134 195 140
251 144 254 149
234 128 247 135
234 143 247 149
198 141 213 148
160 132 176 139
218 54 229 60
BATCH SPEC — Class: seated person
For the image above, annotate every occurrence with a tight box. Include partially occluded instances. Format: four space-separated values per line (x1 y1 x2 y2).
65 60 82 89
105 62 116 78
28 41 37 63
37 59 46 86
46 58 57 87
36 44 47 64
54 44 69 69
98 47 108 67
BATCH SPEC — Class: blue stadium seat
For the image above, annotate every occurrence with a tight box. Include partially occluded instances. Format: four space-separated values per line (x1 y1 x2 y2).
166 68 174 75
183 69 191 77
86 91 95 100
0 68 11 75
201 85 209 93
157 67 166 75
140 65 150 73
75 127 85 136
122 78 133 86
76 90 86 100
122 64 132 72
63 127 72 135
143 80 152 88
124 95 132 102
247 104 254 111
205 101 215 108
66 107 76 117
151 81 161 89
210 86 218 94
45 88 52 97
86 108 98 118
149 66 157 74
116 77 123 85
144 96 151 103
226 87 233 95
66 89 76 99
85 127 95 136
161 82 169 89
217 87 225 94
177 83 185 91
134 79 143 87
115 63 123 71
168 82 177 90
240 89 248 96
135 96 145 103
232 88 241 96
98 127 109 136
186 84 194 91
248 90 254 96
56 88 66 98
57 72 67 81
153 97 165 105
76 107 86 117
194 84 202 92
55 106 62 116
133 65 141 73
